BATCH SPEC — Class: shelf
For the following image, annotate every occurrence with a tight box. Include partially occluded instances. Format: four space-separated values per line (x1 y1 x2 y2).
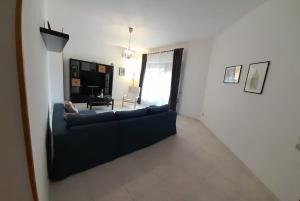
40 27 69 52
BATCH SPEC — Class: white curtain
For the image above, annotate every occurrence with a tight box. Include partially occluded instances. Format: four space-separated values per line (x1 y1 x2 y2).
141 51 174 106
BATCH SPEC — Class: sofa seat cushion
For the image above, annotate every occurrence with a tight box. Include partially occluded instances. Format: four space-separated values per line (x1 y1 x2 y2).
115 108 147 120
147 104 170 114
65 112 115 128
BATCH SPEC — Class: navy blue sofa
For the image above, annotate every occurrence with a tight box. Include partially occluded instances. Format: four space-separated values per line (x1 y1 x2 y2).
48 103 177 180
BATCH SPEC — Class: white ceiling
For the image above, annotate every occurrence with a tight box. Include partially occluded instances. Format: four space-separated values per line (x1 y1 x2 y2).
48 0 267 51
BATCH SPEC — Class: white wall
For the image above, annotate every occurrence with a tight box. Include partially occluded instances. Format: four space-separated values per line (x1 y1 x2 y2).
48 52 64 104
48 52 64 123
61 41 142 101
201 0 300 200
47 1 143 102
0 0 34 200
150 39 213 119
22 0 50 201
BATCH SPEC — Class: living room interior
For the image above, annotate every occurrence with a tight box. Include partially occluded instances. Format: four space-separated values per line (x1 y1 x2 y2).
1 0 300 201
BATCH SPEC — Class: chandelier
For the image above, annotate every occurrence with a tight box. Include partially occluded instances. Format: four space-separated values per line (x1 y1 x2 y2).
122 27 134 59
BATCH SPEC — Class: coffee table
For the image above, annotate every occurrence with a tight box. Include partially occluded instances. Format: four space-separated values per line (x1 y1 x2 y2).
87 96 114 110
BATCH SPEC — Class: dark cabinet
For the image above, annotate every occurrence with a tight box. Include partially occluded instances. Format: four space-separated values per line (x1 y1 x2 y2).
69 58 114 103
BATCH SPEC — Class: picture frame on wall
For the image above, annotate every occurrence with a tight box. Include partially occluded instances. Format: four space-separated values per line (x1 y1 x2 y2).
223 65 242 84
119 67 125 76
244 61 270 94
98 65 106 73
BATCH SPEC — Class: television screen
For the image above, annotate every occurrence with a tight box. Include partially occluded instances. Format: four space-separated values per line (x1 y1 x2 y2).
81 71 105 86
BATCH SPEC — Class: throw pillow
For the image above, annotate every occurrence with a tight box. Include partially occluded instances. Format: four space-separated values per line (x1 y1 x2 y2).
64 101 78 114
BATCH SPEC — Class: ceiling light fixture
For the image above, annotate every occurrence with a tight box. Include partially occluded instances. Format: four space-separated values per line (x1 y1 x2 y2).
122 27 134 59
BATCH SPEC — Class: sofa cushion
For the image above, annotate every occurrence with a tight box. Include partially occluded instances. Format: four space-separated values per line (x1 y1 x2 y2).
65 112 115 128
115 108 147 120
147 104 170 114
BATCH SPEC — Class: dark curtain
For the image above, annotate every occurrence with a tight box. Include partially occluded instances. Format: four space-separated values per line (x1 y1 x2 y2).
169 48 184 111
137 54 147 104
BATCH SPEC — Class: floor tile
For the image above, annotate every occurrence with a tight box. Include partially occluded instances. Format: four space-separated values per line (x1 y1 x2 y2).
93 186 133 201
124 172 162 200
51 173 92 201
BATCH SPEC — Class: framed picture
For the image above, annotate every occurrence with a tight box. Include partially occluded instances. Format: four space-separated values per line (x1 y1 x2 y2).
71 78 80 87
244 61 270 94
223 65 242 83
98 65 106 73
119 67 125 76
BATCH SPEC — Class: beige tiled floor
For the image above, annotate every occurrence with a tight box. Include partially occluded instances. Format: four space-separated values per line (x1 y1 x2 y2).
51 116 279 201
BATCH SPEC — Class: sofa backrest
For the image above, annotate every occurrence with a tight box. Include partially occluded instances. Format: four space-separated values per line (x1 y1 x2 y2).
115 108 147 120
146 104 170 114
52 103 173 133
65 112 115 128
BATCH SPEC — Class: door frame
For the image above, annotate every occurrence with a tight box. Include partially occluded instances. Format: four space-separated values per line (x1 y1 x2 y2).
15 0 39 200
